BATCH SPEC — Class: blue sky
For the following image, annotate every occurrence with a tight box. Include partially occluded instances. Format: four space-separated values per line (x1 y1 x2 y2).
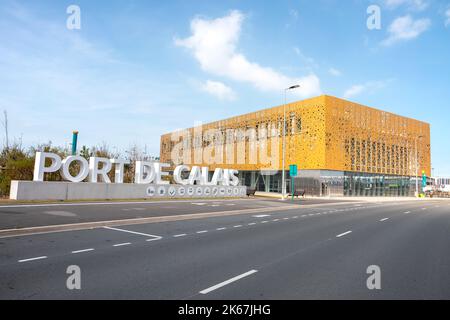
0 0 449 175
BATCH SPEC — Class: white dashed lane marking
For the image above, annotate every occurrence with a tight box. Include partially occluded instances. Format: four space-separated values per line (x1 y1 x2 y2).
18 256 47 263
199 270 258 295
173 234 187 238
72 248 94 254
336 231 352 238
113 243 131 247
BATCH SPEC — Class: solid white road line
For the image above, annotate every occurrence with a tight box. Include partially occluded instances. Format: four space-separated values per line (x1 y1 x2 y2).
72 248 94 254
173 234 187 238
103 226 162 240
113 242 131 247
18 256 47 263
336 231 352 238
380 218 389 222
199 270 258 295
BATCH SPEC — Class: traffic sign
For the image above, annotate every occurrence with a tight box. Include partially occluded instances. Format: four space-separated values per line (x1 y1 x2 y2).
289 164 298 177
422 170 427 188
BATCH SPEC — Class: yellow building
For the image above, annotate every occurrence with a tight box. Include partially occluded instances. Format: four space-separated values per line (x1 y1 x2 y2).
161 95 431 197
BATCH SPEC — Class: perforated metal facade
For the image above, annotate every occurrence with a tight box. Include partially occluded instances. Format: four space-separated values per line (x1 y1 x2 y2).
160 95 431 178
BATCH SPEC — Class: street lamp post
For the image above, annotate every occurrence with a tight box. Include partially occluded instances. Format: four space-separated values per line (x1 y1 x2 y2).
281 85 300 200
415 135 424 197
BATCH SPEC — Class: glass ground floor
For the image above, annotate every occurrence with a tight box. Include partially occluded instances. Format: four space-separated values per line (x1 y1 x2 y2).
238 170 426 197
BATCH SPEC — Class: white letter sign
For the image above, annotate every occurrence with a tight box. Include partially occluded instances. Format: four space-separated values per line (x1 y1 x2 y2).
33 152 62 182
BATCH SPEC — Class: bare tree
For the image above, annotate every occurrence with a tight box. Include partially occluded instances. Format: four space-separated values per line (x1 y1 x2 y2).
1 110 9 150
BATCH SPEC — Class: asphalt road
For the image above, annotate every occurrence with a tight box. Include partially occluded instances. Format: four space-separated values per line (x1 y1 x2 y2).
0 199 449 299
0 197 355 230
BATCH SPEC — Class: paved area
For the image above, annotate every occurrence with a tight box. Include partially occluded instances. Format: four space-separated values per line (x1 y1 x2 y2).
0 199 449 299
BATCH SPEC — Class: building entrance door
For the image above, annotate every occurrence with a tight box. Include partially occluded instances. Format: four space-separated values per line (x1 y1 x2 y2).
321 183 328 197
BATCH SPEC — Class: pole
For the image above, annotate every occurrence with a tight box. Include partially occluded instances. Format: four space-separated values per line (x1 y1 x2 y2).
72 131 79 155
415 137 418 197
291 178 294 201
3 110 9 149
415 135 424 197
281 85 300 200
281 90 287 200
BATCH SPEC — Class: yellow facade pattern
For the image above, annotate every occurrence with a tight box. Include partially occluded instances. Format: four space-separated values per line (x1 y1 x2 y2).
160 95 431 177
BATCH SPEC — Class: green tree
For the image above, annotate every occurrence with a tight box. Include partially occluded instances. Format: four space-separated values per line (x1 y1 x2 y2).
0 144 34 196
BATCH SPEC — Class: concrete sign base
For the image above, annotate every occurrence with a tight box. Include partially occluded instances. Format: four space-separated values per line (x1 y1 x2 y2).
10 181 247 201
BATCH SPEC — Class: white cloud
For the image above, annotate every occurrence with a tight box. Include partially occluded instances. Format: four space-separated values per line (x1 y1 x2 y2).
175 10 321 98
343 80 393 98
329 68 342 77
445 9 450 27
381 15 430 46
385 0 428 11
201 80 236 101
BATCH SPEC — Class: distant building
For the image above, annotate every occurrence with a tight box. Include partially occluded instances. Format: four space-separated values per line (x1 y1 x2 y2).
433 177 450 193
161 95 431 197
